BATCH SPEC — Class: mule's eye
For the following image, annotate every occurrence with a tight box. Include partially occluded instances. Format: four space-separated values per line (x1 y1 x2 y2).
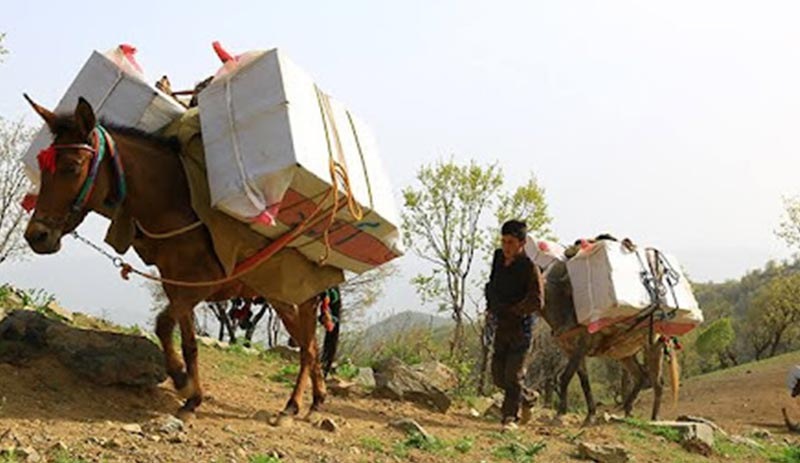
58 163 82 176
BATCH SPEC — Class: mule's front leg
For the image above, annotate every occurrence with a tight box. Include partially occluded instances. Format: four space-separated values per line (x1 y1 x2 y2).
177 314 203 419
156 311 188 392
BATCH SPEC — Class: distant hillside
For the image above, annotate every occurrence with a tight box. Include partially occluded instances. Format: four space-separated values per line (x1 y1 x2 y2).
360 310 453 347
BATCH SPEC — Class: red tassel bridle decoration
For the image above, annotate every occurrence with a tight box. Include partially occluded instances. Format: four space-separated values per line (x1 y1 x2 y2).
37 146 58 174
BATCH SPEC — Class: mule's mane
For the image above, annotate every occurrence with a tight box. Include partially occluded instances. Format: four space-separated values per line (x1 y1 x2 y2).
47 114 179 153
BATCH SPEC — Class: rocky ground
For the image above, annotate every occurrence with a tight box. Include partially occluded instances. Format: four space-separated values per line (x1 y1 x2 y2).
1 301 799 462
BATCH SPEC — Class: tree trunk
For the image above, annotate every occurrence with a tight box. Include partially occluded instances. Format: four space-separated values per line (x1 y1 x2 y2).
243 304 269 346
770 330 785 358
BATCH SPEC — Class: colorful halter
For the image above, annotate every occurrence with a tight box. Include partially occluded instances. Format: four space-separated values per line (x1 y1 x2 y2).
38 125 127 214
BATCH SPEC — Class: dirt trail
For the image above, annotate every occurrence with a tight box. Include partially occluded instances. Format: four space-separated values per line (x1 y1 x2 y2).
1 343 799 462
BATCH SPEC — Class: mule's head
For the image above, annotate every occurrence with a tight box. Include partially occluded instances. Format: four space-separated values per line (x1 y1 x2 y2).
23 95 97 254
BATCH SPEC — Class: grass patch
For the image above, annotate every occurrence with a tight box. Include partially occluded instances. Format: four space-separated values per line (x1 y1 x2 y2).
771 445 800 463
492 440 546 462
359 436 385 453
336 361 360 380
249 455 281 463
269 364 300 385
453 436 475 454
620 417 681 443
52 453 90 463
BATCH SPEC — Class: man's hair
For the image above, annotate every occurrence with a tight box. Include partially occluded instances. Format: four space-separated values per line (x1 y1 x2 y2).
501 220 527 240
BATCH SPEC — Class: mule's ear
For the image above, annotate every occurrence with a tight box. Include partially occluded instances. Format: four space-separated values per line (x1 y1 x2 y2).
74 97 96 139
23 94 57 129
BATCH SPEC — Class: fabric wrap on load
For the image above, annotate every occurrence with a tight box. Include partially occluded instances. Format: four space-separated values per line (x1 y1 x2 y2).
105 108 343 305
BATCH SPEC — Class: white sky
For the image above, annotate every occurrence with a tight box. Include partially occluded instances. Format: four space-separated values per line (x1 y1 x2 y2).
1 1 799 326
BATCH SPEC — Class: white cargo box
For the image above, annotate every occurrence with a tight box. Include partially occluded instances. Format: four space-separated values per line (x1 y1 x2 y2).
22 48 186 188
566 240 703 335
197 48 402 273
524 236 565 270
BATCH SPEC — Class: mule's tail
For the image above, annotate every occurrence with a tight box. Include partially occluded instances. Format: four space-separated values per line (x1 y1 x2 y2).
320 288 342 378
668 347 680 407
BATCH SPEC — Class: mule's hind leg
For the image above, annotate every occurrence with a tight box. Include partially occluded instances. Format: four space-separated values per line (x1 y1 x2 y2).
557 350 583 416
301 302 327 412
273 302 311 416
156 310 188 392
176 313 203 419
576 359 596 425
619 355 645 417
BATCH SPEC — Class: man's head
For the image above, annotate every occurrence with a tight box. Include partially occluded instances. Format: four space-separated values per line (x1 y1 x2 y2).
501 220 527 261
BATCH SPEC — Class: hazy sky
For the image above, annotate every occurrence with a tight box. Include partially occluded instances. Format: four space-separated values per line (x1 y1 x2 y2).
2 1 799 326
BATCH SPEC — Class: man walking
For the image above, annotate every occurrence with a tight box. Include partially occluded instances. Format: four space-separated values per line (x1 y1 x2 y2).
485 220 545 431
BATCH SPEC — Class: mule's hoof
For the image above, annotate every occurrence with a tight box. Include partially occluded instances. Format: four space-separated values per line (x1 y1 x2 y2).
176 378 196 399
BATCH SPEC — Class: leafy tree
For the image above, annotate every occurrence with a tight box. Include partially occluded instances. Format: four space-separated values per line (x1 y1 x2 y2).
745 274 800 359
0 118 34 265
403 160 503 355
695 317 736 368
402 160 554 359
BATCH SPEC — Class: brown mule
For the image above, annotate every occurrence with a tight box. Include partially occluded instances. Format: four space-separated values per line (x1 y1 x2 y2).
538 257 680 424
22 96 334 420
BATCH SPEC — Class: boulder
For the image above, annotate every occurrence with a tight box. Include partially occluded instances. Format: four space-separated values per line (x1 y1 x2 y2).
372 358 451 413
410 361 458 392
353 367 376 389
577 442 630 463
389 418 432 441
651 421 714 456
0 310 166 387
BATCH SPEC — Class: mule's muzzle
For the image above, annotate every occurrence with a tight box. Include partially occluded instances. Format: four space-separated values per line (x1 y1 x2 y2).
24 221 62 254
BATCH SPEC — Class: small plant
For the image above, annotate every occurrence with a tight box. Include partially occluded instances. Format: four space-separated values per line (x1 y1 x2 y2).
360 436 385 453
249 455 281 463
453 436 475 454
771 445 800 463
620 417 681 443
53 452 90 463
269 364 300 385
336 360 360 380
492 439 546 462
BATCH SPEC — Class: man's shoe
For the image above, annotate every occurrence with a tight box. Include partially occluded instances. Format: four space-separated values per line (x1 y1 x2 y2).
502 420 519 433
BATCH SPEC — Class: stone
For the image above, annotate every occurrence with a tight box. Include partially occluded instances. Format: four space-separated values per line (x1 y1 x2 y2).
157 416 184 435
326 377 356 398
353 367 376 389
389 418 433 442
121 424 143 435
652 421 714 456
731 435 764 449
319 418 338 433
0 310 166 387
372 358 451 413
676 415 728 437
410 361 459 392
44 302 74 323
750 428 773 440
50 442 68 453
577 442 630 463
469 408 481 418
102 439 123 449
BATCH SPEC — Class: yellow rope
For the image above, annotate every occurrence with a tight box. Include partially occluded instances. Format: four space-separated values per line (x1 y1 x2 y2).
135 219 204 240
315 85 364 265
